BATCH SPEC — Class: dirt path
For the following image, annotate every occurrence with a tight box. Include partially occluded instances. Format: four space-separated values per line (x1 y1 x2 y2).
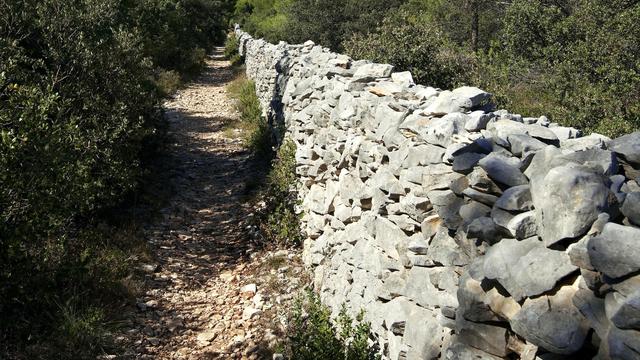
117 48 305 360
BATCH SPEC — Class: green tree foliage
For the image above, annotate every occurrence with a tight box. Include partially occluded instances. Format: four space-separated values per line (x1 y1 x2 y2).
234 0 292 43
343 7 475 89
405 0 505 51
286 0 405 51
125 0 234 74
482 0 640 136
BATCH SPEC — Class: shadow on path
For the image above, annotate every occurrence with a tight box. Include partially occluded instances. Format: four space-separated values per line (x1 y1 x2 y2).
124 47 272 359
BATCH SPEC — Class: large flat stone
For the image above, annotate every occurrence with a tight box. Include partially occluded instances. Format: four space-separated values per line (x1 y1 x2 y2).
494 185 533 211
533 164 612 246
621 192 640 226
484 238 577 301
588 222 640 279
606 276 640 330
510 285 588 354
478 153 528 187
610 131 640 166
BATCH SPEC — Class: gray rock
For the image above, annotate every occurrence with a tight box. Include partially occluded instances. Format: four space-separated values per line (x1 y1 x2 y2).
478 153 528 187
399 193 432 222
606 276 640 330
588 222 640 279
353 63 394 81
458 272 519 323
508 134 547 157
488 120 559 144
494 185 533 211
401 266 458 308
426 227 471 266
548 125 581 140
483 237 540 281
405 144 446 166
424 87 491 115
465 111 495 132
490 206 515 229
404 306 447 360
459 201 492 224
414 86 439 100
414 113 469 147
523 145 565 182
560 148 618 176
506 211 538 239
466 217 500 243
445 342 502 360
453 152 486 174
484 237 578 300
391 71 414 85
456 315 510 357
427 190 464 229
621 192 640 225
567 236 595 270
462 188 498 206
467 167 503 195
561 133 610 152
610 131 640 166
374 103 409 142
510 285 588 354
534 164 612 247
606 326 640 360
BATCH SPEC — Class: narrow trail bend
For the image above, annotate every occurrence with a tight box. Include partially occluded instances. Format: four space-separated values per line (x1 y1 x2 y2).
118 48 305 360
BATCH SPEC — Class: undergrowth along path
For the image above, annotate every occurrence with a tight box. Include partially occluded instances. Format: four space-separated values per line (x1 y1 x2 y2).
119 48 305 360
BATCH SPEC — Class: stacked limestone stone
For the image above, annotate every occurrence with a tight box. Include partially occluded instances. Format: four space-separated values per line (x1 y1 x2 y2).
236 26 640 359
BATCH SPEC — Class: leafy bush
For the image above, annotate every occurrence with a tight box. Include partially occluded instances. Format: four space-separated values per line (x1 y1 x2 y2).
157 70 183 97
224 34 244 67
234 0 291 43
263 140 302 245
343 8 474 89
285 291 379 360
476 0 640 137
127 0 233 75
227 76 273 155
285 0 404 51
0 0 229 356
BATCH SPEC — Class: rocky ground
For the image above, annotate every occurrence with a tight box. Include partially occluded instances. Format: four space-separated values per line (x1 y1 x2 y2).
112 48 307 360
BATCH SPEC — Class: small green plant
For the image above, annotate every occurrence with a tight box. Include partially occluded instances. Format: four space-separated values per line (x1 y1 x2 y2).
226 76 273 156
263 140 303 246
156 70 182 97
224 33 243 67
285 291 379 360
55 299 111 356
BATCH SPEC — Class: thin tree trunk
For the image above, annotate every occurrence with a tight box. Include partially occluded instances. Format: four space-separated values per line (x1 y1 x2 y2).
470 0 479 52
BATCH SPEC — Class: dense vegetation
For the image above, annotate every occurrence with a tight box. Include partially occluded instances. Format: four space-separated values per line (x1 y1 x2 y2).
0 0 232 357
234 0 639 137
225 60 302 246
284 291 379 360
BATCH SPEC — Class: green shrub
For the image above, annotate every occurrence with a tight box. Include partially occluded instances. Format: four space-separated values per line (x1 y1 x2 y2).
0 0 230 356
227 76 273 155
475 0 640 137
343 8 474 89
234 0 291 44
156 70 182 97
285 291 379 360
224 34 244 67
263 140 303 246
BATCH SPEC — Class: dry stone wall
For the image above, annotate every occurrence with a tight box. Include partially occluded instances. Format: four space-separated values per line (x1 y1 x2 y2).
235 26 640 359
